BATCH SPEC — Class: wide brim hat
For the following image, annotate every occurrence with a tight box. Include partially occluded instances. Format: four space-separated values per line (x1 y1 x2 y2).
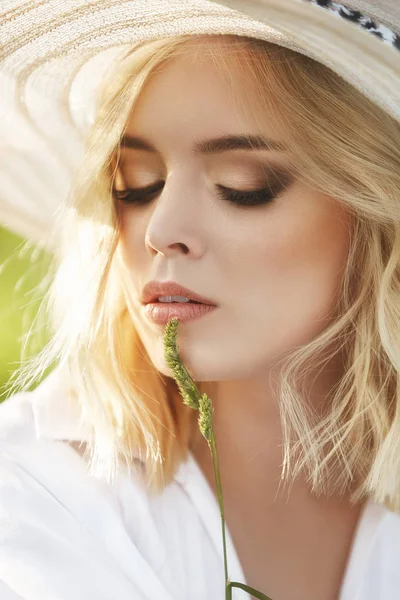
0 0 399 248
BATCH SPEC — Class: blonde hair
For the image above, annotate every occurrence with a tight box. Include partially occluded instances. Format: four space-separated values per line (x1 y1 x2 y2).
7 34 400 510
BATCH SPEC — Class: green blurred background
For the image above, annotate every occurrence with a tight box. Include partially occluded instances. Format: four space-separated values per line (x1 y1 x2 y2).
0 225 53 401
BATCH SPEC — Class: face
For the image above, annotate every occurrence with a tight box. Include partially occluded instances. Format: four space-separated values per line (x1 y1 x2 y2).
116 41 351 383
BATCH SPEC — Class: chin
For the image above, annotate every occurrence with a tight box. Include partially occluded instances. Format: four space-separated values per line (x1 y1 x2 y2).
151 345 243 383
152 355 212 382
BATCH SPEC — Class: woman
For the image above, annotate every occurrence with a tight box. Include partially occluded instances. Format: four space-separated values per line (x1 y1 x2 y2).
0 1 399 599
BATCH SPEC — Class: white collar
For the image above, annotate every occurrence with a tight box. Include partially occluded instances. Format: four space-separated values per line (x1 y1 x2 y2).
32 365 150 467
32 364 89 442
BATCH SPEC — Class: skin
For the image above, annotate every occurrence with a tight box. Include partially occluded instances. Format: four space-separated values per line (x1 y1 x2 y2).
117 39 365 600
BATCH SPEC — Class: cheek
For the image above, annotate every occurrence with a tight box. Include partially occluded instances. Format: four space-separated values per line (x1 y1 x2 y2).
242 193 350 281
117 210 144 269
230 194 351 339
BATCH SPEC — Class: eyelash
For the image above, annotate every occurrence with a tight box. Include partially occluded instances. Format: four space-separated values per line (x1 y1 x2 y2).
113 177 291 207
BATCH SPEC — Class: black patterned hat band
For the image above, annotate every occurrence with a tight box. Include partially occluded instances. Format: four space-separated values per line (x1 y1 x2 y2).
306 0 400 50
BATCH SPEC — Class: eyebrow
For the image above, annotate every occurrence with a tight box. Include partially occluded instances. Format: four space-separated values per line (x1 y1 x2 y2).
120 134 287 154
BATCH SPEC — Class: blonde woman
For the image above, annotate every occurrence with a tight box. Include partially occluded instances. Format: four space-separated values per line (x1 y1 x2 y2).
0 1 399 599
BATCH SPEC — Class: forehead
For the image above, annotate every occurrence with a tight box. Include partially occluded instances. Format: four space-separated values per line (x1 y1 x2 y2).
125 41 282 144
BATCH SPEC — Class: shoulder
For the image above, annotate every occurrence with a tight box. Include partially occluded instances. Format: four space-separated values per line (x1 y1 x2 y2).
0 390 96 597
354 502 400 599
0 386 104 538
0 389 37 444
0 385 159 599
0 379 139 514
0 382 85 482
374 502 400 555
0 442 150 600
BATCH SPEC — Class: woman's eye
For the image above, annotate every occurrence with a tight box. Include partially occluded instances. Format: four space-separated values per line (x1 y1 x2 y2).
113 181 164 205
113 174 293 207
215 175 293 207
216 185 276 207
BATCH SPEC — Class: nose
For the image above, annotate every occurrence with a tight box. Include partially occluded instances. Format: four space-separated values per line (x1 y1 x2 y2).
145 176 205 258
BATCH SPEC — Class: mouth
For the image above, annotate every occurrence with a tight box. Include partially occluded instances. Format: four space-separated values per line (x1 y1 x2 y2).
148 299 203 305
141 281 217 307
142 300 217 325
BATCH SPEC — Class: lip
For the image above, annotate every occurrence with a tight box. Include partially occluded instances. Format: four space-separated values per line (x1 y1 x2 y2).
141 280 217 306
142 302 217 325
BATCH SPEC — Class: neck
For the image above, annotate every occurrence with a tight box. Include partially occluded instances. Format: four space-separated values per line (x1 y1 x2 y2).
188 352 357 504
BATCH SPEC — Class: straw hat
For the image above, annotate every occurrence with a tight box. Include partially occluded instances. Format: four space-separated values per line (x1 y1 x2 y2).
0 0 399 247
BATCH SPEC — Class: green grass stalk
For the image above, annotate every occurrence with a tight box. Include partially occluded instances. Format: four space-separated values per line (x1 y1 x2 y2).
163 318 273 600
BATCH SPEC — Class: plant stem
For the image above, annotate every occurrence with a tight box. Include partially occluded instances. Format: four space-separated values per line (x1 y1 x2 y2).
163 318 273 600
209 431 229 593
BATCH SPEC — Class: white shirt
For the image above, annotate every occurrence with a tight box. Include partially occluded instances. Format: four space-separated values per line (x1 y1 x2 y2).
0 366 399 600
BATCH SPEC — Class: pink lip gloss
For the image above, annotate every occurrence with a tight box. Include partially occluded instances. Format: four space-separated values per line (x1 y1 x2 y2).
142 302 216 325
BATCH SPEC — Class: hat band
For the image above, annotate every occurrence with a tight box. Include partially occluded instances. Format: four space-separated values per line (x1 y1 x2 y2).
305 0 400 51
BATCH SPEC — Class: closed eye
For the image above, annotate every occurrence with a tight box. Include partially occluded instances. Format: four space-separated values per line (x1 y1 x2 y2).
215 183 288 206
113 181 165 204
113 173 293 207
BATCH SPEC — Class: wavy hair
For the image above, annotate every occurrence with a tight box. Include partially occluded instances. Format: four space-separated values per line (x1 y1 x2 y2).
6 34 400 510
